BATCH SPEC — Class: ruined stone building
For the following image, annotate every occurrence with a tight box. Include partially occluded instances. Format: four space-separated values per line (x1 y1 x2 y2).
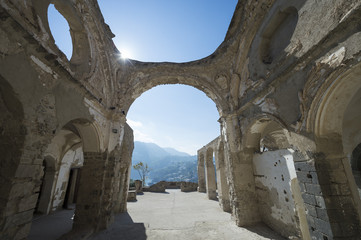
0 0 361 239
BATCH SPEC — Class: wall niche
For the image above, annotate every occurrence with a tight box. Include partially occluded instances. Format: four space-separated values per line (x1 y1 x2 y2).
260 7 298 65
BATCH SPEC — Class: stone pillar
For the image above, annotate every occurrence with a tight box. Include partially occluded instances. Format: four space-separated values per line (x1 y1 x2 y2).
37 166 56 214
115 123 134 213
73 152 108 231
135 180 143 193
197 153 206 193
205 148 217 200
220 114 260 226
215 141 231 212
118 166 131 213
65 168 78 208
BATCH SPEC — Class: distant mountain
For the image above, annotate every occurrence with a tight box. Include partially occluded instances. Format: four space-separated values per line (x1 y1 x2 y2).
131 141 198 185
163 147 190 157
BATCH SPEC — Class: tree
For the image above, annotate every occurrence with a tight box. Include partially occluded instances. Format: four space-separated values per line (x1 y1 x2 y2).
133 162 151 186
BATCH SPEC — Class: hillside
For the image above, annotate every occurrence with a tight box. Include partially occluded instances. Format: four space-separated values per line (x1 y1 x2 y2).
131 141 198 185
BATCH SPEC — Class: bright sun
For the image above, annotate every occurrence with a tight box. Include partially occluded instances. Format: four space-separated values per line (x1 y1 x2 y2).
120 49 132 59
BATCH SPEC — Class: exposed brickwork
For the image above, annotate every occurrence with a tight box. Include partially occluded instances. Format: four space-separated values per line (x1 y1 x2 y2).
295 158 361 239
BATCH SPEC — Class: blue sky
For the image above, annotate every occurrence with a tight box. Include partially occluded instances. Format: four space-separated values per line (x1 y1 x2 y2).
48 1 237 155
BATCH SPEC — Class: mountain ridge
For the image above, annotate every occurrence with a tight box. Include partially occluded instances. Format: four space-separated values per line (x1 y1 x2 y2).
131 141 198 185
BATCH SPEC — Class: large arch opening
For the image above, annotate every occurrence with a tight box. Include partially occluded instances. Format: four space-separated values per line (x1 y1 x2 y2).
127 84 220 185
124 83 228 231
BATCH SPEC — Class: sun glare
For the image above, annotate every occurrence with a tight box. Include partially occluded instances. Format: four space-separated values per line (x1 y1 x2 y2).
120 49 132 59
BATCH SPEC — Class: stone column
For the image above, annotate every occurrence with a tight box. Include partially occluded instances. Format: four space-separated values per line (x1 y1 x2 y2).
115 123 134 213
215 140 231 212
197 153 206 192
205 148 217 200
118 166 131 213
135 180 143 193
220 114 260 226
37 166 56 214
73 151 108 231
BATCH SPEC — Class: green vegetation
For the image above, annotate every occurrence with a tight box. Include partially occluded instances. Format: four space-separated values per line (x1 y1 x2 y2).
133 161 151 186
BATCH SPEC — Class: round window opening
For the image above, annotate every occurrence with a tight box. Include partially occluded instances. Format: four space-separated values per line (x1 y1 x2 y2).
47 4 73 60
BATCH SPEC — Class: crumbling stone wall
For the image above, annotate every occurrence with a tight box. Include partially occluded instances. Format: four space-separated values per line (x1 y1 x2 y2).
142 181 198 192
1 0 361 239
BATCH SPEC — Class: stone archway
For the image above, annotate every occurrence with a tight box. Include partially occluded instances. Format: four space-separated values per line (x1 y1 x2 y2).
120 69 230 117
61 119 104 231
311 62 361 238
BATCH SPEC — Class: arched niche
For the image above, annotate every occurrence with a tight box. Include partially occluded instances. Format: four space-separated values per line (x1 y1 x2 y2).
248 1 304 80
243 116 308 239
244 117 291 152
260 7 298 65
62 119 101 153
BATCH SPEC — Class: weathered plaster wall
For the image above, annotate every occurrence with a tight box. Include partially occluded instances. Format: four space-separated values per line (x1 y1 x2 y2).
51 146 83 211
253 149 300 238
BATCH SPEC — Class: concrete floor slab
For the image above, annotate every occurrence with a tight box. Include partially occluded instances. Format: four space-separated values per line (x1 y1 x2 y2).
92 189 285 240
29 189 285 240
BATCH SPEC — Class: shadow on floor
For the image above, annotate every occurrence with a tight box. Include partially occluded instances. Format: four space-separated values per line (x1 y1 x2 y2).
90 212 147 240
28 208 75 240
245 223 287 240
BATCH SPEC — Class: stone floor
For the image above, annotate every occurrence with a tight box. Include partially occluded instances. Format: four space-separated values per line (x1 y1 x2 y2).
29 190 285 240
